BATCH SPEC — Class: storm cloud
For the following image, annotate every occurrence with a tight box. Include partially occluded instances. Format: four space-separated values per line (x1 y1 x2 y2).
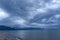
0 0 60 28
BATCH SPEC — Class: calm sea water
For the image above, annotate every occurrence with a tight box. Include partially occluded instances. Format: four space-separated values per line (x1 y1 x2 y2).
0 30 60 40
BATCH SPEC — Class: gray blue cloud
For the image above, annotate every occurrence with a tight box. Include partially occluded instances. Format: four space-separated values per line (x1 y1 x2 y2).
0 0 60 28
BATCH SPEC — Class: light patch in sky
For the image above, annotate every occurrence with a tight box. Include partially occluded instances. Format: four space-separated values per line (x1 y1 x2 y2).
41 18 47 22
36 8 47 13
54 14 60 18
12 17 27 26
52 0 60 3
15 19 26 25
45 3 60 10
0 8 9 20
29 23 49 28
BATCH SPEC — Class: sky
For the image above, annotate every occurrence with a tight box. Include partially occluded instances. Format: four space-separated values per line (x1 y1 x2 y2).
0 0 60 28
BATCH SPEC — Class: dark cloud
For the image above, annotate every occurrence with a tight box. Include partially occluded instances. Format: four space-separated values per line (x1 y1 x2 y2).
0 0 60 28
0 0 29 18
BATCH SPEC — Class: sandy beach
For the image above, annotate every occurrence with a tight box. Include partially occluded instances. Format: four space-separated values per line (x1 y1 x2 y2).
0 32 23 40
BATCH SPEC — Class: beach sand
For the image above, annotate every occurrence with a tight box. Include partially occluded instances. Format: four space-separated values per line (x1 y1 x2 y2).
0 32 23 40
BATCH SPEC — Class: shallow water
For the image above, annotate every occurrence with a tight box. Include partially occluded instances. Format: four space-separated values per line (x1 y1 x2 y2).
0 30 60 40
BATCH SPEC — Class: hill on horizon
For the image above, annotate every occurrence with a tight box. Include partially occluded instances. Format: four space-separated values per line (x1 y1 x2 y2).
0 25 15 30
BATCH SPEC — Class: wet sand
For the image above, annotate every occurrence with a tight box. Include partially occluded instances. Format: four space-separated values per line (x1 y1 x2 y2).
0 32 22 40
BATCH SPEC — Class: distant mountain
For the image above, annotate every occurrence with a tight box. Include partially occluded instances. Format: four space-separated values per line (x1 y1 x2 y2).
0 25 59 30
0 25 15 30
16 27 42 30
0 25 43 30
15 26 44 30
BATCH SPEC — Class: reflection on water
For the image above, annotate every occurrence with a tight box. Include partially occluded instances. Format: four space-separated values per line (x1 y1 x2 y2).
0 30 60 40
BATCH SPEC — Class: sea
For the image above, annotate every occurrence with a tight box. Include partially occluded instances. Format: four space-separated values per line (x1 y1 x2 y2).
0 29 60 40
